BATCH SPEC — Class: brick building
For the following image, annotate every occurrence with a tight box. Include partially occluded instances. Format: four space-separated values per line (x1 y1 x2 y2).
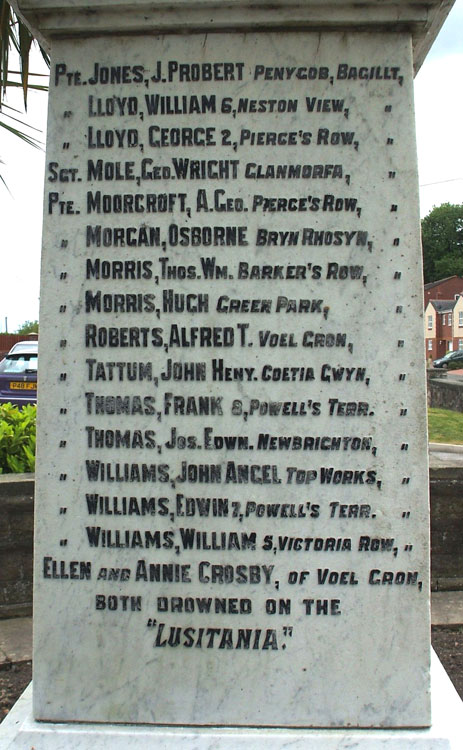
424 276 463 308
425 297 463 360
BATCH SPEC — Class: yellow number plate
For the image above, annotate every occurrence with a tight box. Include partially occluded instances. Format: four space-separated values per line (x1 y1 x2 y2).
9 382 36 390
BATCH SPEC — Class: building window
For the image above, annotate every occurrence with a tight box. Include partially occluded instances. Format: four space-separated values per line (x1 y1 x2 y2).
428 339 433 351
459 311 463 327
427 315 433 329
449 342 454 352
459 340 463 351
448 314 452 326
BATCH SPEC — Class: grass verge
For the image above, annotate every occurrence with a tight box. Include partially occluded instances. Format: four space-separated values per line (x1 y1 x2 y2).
428 407 463 444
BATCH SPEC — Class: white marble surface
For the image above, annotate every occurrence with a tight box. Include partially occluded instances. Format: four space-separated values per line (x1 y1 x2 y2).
33 31 430 727
1 654 462 749
11 0 455 72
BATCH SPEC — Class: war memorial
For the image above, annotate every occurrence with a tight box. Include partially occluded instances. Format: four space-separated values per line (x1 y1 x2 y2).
2 0 462 747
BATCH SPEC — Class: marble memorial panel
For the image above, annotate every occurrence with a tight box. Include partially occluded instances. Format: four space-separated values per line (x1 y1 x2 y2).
33 30 430 727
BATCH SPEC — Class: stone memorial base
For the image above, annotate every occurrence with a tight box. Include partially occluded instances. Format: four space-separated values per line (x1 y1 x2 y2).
2 653 462 749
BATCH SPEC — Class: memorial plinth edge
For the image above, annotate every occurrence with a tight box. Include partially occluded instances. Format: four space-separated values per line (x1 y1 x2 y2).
1 654 462 749
10 0 455 72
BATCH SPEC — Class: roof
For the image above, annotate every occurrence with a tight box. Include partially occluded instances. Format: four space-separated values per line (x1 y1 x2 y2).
430 300 457 313
424 276 463 290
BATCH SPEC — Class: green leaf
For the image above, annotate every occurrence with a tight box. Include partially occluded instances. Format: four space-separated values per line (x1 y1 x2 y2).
22 444 35 471
0 403 36 473
6 453 25 473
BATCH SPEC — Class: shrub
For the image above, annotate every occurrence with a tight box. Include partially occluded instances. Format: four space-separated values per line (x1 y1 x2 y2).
0 404 36 474
447 360 463 371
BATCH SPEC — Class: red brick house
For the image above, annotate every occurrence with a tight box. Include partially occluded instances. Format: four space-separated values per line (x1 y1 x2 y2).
424 297 463 360
424 276 463 308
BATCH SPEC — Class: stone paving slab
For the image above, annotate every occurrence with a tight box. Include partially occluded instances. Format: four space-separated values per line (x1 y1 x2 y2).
0 618 32 667
429 442 463 468
432 592 463 628
429 443 463 454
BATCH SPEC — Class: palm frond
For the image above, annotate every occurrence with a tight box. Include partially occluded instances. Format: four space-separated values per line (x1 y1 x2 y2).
0 1 10 95
0 1 49 183
0 117 41 147
1 105 43 133
7 69 48 78
3 79 48 92
0 1 49 110
0 160 11 193
18 17 33 107
39 45 49 68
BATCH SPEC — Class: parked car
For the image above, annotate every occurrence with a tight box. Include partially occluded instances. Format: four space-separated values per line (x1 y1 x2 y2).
433 350 463 369
0 344 38 407
7 340 38 355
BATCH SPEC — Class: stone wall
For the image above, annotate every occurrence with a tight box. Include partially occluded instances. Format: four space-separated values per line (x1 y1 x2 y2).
428 374 463 412
430 466 463 591
0 469 461 618
0 474 34 619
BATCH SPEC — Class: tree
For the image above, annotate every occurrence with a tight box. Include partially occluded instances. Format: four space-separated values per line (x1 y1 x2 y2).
16 319 38 334
421 203 463 283
0 1 48 181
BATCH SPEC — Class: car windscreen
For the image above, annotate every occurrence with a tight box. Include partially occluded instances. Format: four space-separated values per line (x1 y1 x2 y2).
11 342 38 351
0 354 38 374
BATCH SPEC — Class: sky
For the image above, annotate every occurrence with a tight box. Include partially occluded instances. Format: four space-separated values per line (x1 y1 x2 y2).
0 3 462 333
